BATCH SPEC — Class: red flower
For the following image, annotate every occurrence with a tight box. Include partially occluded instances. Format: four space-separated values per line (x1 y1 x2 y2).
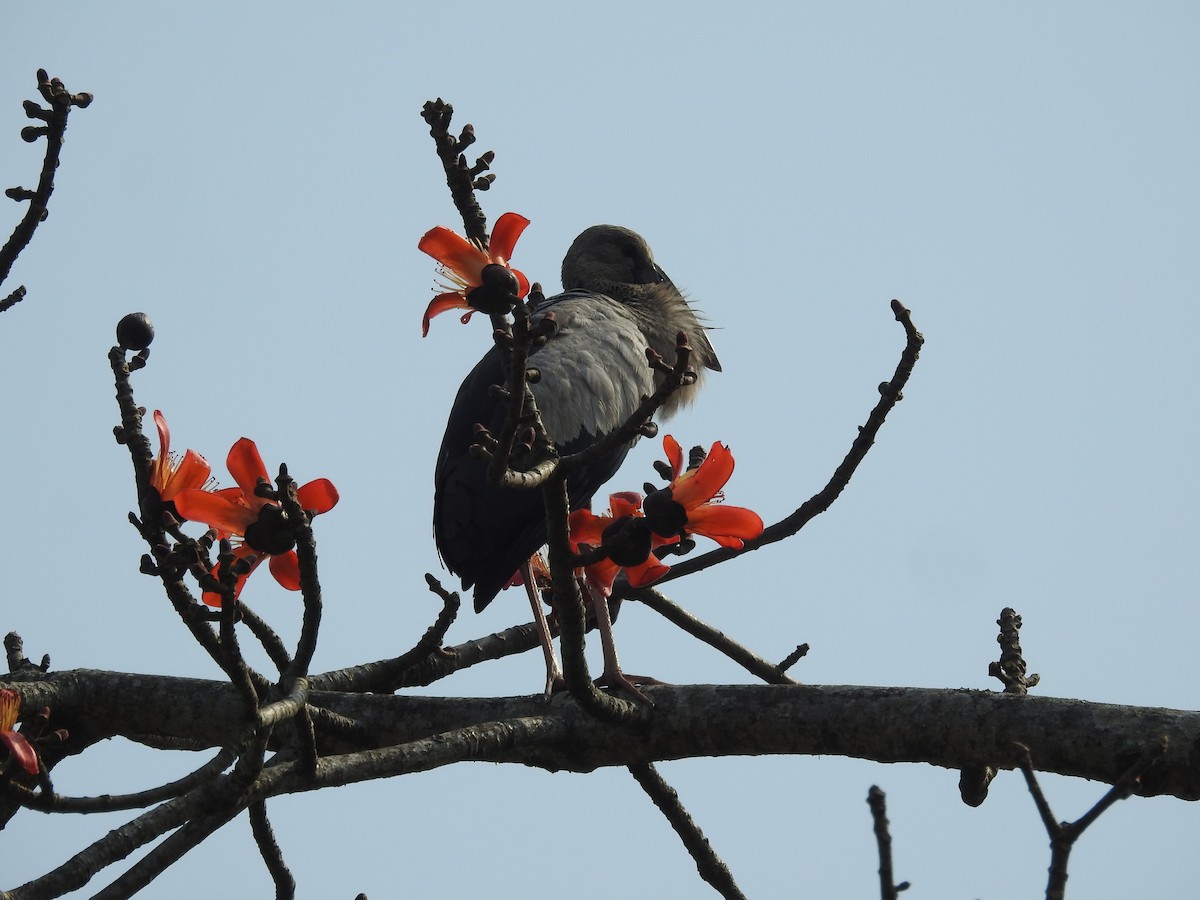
149 410 212 506
418 212 530 335
569 491 671 597
0 689 39 776
174 438 338 606
645 435 764 548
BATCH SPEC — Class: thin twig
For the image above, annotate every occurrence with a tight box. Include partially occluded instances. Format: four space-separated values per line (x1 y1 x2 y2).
1013 738 1167 900
249 801 295 900
630 586 798 685
484 293 541 485
216 543 259 711
309 576 460 693
628 763 748 900
90 806 239 900
277 470 323 685
1 70 92 296
5 749 234 813
239 604 293 675
866 786 910 899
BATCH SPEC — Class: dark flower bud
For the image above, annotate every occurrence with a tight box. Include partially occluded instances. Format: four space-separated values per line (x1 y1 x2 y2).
642 488 688 539
466 264 520 315
243 505 297 556
600 515 654 568
116 312 155 350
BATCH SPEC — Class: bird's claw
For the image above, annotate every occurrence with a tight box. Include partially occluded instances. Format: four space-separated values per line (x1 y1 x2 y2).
594 672 664 706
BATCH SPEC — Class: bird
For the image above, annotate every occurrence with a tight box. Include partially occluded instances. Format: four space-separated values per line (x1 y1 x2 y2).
433 224 720 697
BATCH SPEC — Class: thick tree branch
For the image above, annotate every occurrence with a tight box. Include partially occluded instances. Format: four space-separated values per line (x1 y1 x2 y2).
4 673 1196 800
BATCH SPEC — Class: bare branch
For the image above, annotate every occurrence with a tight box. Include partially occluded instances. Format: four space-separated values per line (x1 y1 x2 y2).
420 99 491 243
5 749 234 814
1 70 92 301
630 586 799 685
866 786 910 899
1013 738 1167 900
629 762 748 900
310 576 460 694
990 607 1040 694
250 801 295 900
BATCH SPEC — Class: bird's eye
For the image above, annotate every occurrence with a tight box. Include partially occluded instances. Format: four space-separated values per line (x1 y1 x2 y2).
618 240 659 283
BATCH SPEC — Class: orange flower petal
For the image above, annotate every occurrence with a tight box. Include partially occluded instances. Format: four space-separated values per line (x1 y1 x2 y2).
161 449 212 500
422 291 472 336
583 558 621 596
671 442 735 510
269 551 302 591
511 268 530 299
226 438 270 510
151 410 172 488
626 555 670 588
174 489 257 537
418 226 486 279
153 410 171 454
569 508 609 546
0 730 39 776
0 691 39 776
662 434 683 479
489 212 531 262
297 478 339 514
685 505 764 547
608 491 644 518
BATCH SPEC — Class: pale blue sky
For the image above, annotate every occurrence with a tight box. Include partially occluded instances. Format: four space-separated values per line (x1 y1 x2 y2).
2 3 1197 898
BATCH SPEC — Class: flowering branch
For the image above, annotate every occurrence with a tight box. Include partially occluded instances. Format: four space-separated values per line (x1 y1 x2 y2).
621 299 924 592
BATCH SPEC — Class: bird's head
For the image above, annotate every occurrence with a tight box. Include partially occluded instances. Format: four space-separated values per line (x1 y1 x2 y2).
561 224 721 381
561 225 665 290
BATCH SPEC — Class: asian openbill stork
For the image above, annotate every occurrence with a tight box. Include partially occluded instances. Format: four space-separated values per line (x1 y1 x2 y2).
433 224 719 697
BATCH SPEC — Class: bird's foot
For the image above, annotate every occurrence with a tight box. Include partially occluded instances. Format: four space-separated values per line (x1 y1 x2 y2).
593 672 665 706
544 674 568 698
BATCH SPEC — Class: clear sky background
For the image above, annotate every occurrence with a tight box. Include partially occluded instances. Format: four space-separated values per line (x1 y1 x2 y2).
2 3 1197 898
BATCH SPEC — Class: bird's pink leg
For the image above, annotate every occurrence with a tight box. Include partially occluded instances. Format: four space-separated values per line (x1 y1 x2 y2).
521 559 563 697
582 579 655 705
